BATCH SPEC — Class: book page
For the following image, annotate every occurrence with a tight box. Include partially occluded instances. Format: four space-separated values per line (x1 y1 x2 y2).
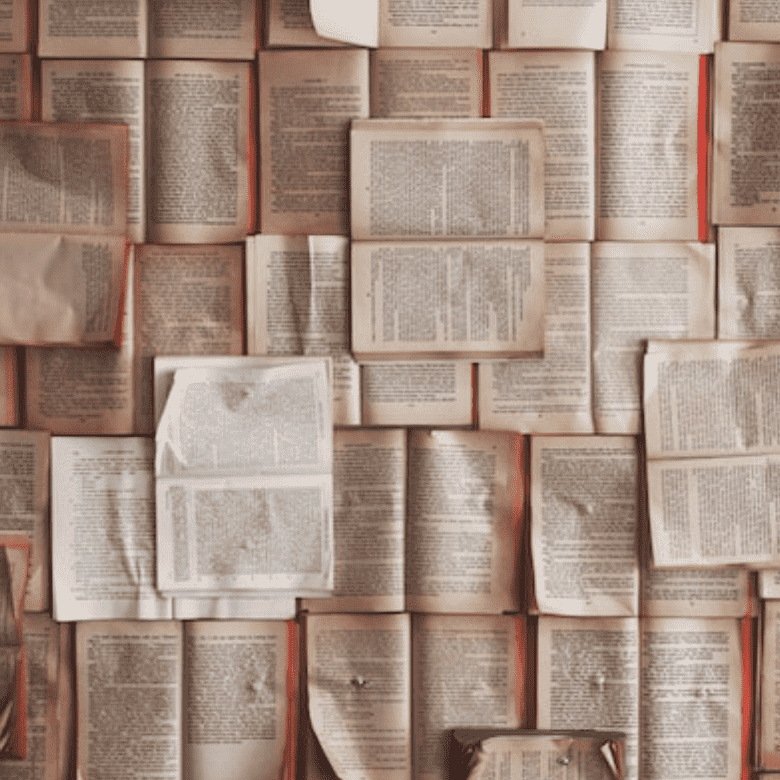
133 244 243 435
607 0 720 53
351 119 544 241
478 242 593 434
596 51 699 241
259 50 369 235
76 621 182 780
531 436 639 617
246 234 359 427
647 453 780 567
146 59 251 244
761 572 780 599
0 0 27 53
0 233 127 346
351 240 545 360
489 50 595 242
307 613 411 780
184 620 290 780
642 567 751 617
406 430 523 614
361 361 472 426
304 429 406 614
762 601 780 768
644 339 780 459
39 0 146 57
641 618 742 780
41 59 145 244
51 437 172 621
728 0 780 42
25 249 134 434
310 0 379 46
266 0 344 46
371 49 482 119
718 227 780 338
0 346 17 426
0 430 49 612
507 0 606 48
155 362 333 596
592 242 715 435
148 0 255 59
0 122 127 237
413 614 522 780
377 0 492 48
537 616 640 780
713 42 780 226
172 596 296 621
0 55 31 119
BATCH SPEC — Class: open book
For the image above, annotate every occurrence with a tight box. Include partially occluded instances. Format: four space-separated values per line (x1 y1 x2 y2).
155 359 333 599
350 118 546 360
76 620 295 780
39 0 256 58
304 428 522 615
0 121 128 346
644 339 780 567
305 612 529 780
41 58 253 245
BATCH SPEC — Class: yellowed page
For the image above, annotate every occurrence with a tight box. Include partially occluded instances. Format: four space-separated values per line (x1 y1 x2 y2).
508 0 606 48
718 227 780 337
537 616 640 780
25 249 134 434
478 242 592 434
361 361 472 426
489 50 595 241
0 0 28 53
307 613 411 780
246 234 359 427
146 60 251 244
184 620 289 780
0 430 49 612
259 50 369 235
763 601 780 768
406 430 523 614
371 49 482 119
413 614 522 780
76 621 181 780
644 339 780 459
531 436 639 616
642 567 751 617
0 346 17 426
351 239 545 360
377 0 491 47
713 42 780 225
266 0 344 46
39 0 146 57
0 233 127 346
729 0 780 41
607 0 720 52
352 119 545 241
0 54 31 119
148 0 255 59
0 122 127 236
592 243 715 434
641 617 742 780
41 59 145 244
647 453 780 568
133 244 243 435
596 51 699 241
304 429 406 613
52 437 172 621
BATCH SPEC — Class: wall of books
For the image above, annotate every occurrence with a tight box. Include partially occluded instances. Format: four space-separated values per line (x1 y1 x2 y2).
1 0 780 778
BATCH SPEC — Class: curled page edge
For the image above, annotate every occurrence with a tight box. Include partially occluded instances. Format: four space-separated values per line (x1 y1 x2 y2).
600 740 621 780
310 0 378 47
